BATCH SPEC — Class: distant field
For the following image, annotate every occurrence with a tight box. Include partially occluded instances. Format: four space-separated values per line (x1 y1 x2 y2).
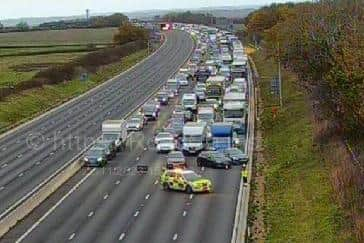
0 28 117 45
0 27 116 88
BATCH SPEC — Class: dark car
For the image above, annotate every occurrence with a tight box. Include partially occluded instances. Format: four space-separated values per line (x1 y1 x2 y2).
83 147 108 167
94 140 116 160
197 151 232 169
155 91 169 105
223 148 248 165
141 104 159 120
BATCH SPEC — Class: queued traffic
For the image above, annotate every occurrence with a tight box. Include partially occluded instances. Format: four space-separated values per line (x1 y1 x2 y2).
82 23 250 195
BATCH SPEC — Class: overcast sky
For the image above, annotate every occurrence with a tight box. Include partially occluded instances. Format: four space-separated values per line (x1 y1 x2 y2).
1 0 302 19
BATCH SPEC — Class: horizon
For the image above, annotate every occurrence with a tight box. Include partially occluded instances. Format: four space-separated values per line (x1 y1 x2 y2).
1 0 303 20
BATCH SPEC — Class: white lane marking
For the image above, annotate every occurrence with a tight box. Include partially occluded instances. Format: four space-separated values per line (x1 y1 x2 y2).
154 180 159 185
1 163 8 168
201 166 205 171
183 211 187 217
134 211 139 217
189 194 193 200
104 194 109 200
136 157 140 161
18 173 24 177
173 233 178 241
15 168 96 243
0 186 5 191
127 168 131 172
88 211 94 217
119 233 126 241
68 233 75 240
35 161 41 165
145 194 150 200
115 180 121 185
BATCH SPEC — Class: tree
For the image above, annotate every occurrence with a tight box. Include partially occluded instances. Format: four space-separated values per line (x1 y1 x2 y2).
113 23 149 45
16 21 29 31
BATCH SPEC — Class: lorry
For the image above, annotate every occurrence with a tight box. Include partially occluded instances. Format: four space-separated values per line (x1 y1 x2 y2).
182 122 208 154
166 79 180 95
206 75 226 103
102 120 128 151
182 93 198 111
197 106 215 124
211 123 233 151
231 60 247 79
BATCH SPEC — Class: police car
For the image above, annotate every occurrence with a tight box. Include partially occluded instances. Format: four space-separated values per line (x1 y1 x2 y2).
160 169 212 193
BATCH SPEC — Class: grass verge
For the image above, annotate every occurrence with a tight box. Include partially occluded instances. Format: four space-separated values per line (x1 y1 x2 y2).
251 48 344 242
0 49 148 133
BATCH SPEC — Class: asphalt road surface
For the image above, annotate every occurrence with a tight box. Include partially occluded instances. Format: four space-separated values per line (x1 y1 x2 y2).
0 31 193 217
5 80 242 243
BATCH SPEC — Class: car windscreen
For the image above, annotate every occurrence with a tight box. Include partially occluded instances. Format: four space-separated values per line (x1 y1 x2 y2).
87 149 104 157
143 105 155 112
183 172 201 182
102 134 118 141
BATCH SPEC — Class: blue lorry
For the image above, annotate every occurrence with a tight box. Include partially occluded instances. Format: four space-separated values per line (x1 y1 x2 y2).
211 123 233 151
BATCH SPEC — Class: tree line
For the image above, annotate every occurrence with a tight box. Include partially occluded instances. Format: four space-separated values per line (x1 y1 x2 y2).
244 0 363 132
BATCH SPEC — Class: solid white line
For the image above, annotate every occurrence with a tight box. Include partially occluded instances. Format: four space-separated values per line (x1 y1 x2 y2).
68 233 75 240
118 232 126 241
15 168 96 243
173 233 178 241
134 211 139 217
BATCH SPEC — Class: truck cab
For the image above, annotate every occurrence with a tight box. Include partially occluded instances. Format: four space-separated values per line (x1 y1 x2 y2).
182 93 197 111
182 122 208 154
197 106 215 124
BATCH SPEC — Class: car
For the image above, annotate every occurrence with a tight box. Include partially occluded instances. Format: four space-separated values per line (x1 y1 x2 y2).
160 169 212 193
141 104 159 120
156 138 176 153
162 87 175 98
203 98 220 110
197 151 232 169
155 91 169 105
223 148 248 165
148 100 160 111
176 73 189 86
163 127 179 139
93 140 116 160
126 116 144 131
83 147 108 167
167 151 187 169
173 105 193 121
154 132 174 145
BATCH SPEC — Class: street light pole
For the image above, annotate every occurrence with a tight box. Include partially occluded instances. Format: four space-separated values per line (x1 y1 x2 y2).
277 41 283 107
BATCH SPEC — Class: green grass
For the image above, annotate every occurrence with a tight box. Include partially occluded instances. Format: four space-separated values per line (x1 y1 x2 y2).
0 28 117 45
0 49 148 132
0 52 87 87
252 49 343 242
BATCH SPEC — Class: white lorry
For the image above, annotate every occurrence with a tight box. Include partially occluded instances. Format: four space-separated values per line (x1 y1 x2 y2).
102 120 128 151
182 93 198 111
182 122 208 154
197 106 215 124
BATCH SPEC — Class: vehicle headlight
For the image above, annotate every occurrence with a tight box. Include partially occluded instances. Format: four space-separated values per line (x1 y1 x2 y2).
153 112 156 117
97 157 102 162
136 124 140 128
235 139 240 144
162 98 166 101
214 104 218 109
154 98 158 102
84 157 89 162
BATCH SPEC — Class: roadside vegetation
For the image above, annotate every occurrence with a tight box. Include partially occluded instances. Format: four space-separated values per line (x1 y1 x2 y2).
0 22 152 134
249 48 344 242
244 0 363 241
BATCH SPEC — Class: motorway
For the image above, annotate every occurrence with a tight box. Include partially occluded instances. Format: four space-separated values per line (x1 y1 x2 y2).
3 79 242 243
0 30 251 243
0 31 193 217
